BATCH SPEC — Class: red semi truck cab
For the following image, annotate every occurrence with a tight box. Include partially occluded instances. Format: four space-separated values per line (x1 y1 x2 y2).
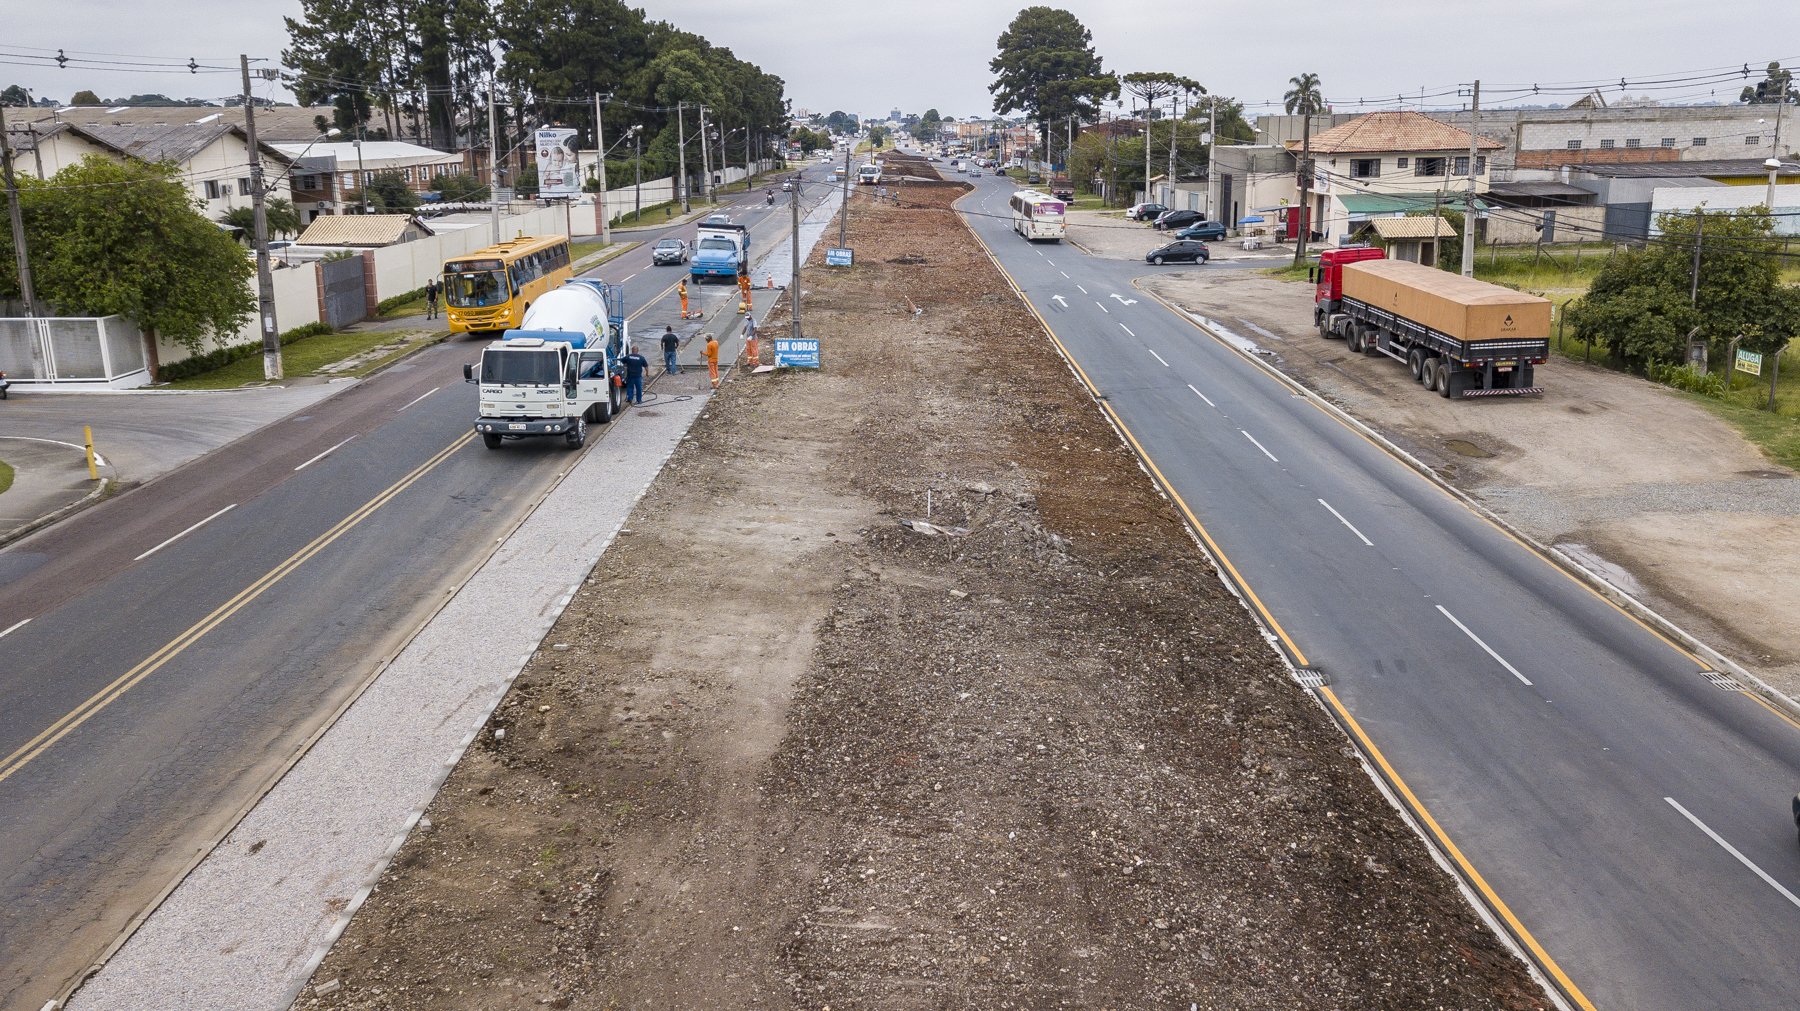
1313 246 1387 307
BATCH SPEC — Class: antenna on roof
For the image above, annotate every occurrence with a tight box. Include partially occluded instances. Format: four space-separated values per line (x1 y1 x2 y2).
194 113 222 124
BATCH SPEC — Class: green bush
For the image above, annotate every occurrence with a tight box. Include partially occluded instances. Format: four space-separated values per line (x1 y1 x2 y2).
155 322 335 381
378 286 425 315
1647 361 1726 397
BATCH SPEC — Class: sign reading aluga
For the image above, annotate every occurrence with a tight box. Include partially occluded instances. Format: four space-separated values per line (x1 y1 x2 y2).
535 127 580 198
774 337 821 369
825 247 854 267
1736 348 1764 376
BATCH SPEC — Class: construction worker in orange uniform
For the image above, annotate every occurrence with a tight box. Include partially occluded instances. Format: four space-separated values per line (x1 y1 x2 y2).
736 263 752 315
704 333 720 390
678 277 690 318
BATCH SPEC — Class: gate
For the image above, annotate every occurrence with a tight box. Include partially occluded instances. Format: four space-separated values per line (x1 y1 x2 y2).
0 315 149 387
319 256 367 329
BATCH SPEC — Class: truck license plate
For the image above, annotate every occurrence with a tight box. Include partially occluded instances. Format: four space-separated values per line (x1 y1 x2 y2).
508 423 527 430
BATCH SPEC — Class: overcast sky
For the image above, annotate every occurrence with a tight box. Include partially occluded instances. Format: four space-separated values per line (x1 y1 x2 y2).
6 0 1798 122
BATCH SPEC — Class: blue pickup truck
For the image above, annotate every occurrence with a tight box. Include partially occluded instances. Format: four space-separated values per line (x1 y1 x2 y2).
690 221 750 281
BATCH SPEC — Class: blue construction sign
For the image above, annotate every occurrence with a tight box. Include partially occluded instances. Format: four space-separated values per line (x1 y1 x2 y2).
825 247 854 267
774 337 821 369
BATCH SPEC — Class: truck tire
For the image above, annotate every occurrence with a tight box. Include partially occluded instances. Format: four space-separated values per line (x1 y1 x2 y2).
1346 325 1362 353
481 433 502 449
1408 348 1425 381
592 395 612 424
1420 357 1439 392
566 417 587 448
1439 366 1458 398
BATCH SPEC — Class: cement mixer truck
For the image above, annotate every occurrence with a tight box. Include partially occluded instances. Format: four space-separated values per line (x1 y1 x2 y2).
463 278 630 449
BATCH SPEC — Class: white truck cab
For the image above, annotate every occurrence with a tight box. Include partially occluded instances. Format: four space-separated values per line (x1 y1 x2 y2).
464 279 629 449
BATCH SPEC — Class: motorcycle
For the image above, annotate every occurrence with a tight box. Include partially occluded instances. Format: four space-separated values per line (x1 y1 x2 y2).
766 190 775 206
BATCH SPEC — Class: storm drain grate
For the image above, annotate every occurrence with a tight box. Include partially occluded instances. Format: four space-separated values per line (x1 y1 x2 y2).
1291 667 1326 689
1701 670 1745 691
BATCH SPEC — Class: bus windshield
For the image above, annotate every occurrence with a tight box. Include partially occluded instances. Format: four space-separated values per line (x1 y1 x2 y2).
481 348 561 386
446 269 509 308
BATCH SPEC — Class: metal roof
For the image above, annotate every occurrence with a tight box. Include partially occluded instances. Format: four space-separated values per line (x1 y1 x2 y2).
295 214 431 247
1570 158 1800 179
1484 181 1595 199
1357 216 1458 239
1339 194 1489 214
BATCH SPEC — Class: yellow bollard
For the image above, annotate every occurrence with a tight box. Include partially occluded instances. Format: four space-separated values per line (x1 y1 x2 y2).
84 425 98 481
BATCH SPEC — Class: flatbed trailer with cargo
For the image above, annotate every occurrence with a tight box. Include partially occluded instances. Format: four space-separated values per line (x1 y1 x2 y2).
1312 248 1550 398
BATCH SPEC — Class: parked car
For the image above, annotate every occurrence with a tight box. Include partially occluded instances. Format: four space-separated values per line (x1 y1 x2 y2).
1154 209 1204 231
1026 173 1043 184
652 238 690 265
1173 220 1228 242
969 168 982 177
1145 240 1211 265
994 167 1007 176
1127 202 1166 221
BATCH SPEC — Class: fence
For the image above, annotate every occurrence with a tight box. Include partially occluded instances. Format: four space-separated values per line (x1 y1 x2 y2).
0 315 150 389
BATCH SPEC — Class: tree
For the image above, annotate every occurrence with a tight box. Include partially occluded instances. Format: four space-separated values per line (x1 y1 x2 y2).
1 85 30 107
988 7 1118 150
1570 207 1800 369
1190 95 1253 144
917 108 942 143
431 172 489 201
70 89 101 106
824 110 859 135
868 126 887 148
1285 72 1324 265
1122 72 1203 193
1741 62 1798 105
0 157 253 368
219 197 301 241
363 171 421 212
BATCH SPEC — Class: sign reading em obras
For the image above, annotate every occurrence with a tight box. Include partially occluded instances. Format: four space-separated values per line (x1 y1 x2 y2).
774 337 820 369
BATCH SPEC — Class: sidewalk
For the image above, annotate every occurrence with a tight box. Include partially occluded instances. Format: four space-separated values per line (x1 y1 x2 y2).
0 437 107 544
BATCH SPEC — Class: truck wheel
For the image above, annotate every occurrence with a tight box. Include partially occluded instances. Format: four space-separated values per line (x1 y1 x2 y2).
606 380 622 421
1348 325 1365 354
1408 348 1425 381
566 417 587 448
594 392 613 424
481 433 502 449
1316 313 1332 339
1439 367 1457 398
1420 358 1439 392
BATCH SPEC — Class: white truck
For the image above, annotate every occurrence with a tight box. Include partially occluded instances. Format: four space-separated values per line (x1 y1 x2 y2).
463 279 629 449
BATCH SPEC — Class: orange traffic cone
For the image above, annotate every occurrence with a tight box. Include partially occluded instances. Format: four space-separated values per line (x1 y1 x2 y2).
765 275 774 289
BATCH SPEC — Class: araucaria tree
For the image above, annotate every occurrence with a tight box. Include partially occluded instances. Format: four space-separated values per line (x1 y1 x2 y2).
989 7 1118 159
1121 72 1203 199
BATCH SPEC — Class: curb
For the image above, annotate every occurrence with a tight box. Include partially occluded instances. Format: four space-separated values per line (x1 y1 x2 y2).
1133 279 1800 727
0 475 113 550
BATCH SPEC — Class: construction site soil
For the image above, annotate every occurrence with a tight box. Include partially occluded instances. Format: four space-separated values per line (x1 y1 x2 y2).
300 158 1548 1010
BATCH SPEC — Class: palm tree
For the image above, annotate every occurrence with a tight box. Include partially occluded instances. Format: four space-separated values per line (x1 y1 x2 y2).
1284 73 1323 265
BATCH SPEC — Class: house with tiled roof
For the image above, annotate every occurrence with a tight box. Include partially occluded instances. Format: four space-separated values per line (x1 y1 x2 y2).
3 118 294 223
1284 111 1501 245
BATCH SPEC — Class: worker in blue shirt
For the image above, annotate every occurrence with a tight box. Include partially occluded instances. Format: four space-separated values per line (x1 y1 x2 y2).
621 348 649 405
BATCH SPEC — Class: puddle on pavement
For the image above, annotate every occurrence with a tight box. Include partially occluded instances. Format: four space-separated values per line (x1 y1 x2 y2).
1443 439 1493 459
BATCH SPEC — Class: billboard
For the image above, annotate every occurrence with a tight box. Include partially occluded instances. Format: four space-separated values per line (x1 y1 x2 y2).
535 127 580 198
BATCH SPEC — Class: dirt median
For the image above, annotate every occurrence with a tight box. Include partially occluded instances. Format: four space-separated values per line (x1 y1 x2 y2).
301 178 1547 1009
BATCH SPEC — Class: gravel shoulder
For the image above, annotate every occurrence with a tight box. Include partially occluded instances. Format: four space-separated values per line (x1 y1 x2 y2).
1106 246 1800 696
300 174 1548 1009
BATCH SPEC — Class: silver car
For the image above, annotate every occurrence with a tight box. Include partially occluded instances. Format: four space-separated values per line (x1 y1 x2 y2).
652 238 689 266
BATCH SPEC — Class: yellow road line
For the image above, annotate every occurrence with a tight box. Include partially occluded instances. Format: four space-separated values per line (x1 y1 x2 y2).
0 431 476 786
1320 686 1599 1011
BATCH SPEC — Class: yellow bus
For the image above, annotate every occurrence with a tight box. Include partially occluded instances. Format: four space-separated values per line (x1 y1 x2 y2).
443 234 574 334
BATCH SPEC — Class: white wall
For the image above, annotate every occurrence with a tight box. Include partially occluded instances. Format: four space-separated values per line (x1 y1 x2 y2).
1651 183 1800 237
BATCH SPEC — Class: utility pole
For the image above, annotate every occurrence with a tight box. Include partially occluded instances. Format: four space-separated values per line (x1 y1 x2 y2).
1169 95 1179 200
837 142 851 248
790 167 802 344
595 94 610 245
745 128 753 192
677 101 689 213
0 101 38 318
241 55 282 381
1208 99 1217 222
1690 208 1704 305
1461 80 1480 277
1142 102 1152 206
633 127 642 219
699 105 712 206
1292 105 1314 267
488 91 501 243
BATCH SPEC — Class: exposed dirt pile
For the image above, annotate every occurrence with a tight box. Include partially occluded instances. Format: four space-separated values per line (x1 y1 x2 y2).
302 176 1548 1010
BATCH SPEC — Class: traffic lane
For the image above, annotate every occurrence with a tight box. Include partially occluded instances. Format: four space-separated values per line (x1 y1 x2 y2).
0 344 481 629
983 222 1800 1006
0 400 557 1007
0 385 495 760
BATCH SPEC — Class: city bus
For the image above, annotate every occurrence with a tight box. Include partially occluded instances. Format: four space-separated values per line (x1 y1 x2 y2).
443 234 574 334
857 162 882 185
1008 189 1067 242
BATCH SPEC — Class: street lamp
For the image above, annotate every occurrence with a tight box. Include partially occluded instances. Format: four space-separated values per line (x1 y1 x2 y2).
632 125 643 221
354 129 369 213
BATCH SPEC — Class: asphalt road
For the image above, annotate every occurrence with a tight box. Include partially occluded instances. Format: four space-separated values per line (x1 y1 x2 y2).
0 166 830 1010
956 169 1800 1011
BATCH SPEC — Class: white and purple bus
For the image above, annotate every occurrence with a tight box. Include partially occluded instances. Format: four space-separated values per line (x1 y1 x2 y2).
1009 189 1066 242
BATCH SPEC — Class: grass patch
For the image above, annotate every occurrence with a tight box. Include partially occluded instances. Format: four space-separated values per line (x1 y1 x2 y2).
609 198 711 228
0 459 14 496
1263 262 1313 282
1680 384 1800 470
163 329 430 390
570 237 608 261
